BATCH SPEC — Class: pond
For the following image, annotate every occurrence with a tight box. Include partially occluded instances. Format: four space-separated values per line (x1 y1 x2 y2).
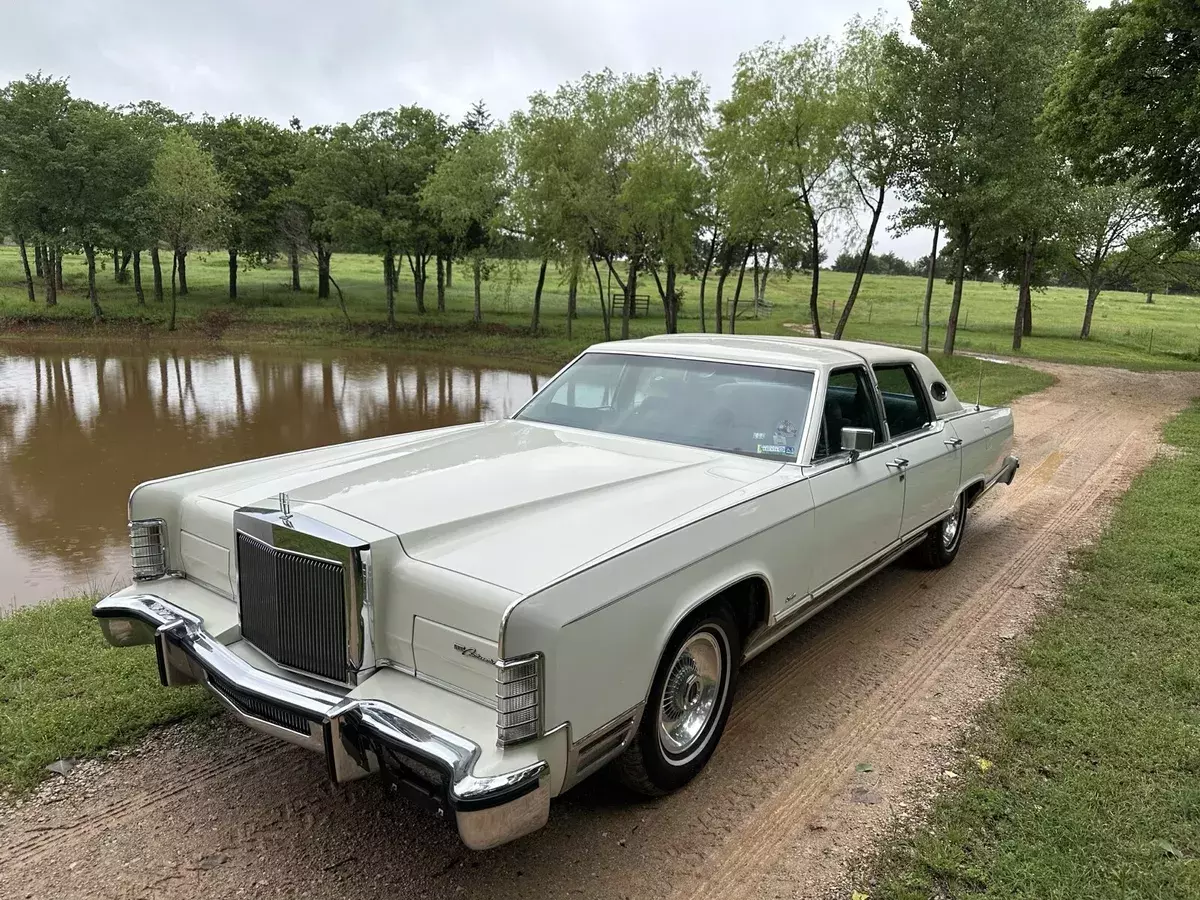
0 340 544 608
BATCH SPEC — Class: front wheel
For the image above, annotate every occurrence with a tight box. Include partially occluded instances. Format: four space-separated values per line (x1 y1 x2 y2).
913 491 968 568
613 605 741 796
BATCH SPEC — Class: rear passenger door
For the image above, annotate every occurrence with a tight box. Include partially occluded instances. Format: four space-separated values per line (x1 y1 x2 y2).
872 364 961 538
806 367 906 594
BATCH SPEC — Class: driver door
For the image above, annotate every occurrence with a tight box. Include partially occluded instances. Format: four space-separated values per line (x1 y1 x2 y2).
805 366 906 595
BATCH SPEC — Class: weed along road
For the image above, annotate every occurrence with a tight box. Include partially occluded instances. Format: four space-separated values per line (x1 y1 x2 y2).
2 361 1197 900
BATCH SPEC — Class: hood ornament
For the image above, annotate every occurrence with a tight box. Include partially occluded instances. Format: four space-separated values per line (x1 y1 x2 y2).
278 492 293 525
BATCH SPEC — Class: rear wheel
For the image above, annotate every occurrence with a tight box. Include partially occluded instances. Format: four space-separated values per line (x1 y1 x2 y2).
613 605 741 796
913 491 967 568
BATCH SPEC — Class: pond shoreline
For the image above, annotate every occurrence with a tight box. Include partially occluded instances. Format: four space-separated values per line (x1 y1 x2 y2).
0 314 576 372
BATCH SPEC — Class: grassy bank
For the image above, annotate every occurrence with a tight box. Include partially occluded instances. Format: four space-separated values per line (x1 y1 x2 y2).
2 247 1199 371
863 403 1200 899
0 597 215 794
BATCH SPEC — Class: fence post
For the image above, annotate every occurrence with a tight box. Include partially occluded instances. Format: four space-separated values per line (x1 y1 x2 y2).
1149 329 1154 354
868 302 873 324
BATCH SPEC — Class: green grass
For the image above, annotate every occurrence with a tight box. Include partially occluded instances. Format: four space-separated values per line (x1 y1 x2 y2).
2 246 1199 371
863 402 1200 899
0 597 215 794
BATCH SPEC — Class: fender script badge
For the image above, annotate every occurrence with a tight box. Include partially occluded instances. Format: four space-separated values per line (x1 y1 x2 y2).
454 643 497 666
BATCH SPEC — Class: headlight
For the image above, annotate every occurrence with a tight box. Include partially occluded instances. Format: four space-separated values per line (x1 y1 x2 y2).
129 519 169 580
496 654 542 746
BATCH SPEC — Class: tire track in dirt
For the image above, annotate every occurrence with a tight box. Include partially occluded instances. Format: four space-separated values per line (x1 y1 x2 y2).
675 430 1140 900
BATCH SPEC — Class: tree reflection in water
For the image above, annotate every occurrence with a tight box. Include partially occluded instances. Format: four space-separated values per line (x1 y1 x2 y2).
0 342 541 608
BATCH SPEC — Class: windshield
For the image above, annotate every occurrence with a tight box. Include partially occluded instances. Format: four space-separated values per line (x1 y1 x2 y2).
515 353 815 461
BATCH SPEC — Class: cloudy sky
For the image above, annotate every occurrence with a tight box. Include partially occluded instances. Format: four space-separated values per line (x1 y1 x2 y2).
3 0 933 256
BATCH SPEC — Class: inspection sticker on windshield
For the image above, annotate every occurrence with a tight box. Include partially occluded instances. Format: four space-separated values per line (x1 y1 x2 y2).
758 444 795 456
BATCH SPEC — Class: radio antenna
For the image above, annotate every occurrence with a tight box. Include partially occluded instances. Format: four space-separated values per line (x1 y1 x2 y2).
975 357 984 411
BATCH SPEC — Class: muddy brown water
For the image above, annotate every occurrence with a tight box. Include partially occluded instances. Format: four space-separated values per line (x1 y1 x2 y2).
0 340 543 609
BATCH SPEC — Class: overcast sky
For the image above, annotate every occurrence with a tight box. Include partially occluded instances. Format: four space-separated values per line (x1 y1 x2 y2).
3 0 937 257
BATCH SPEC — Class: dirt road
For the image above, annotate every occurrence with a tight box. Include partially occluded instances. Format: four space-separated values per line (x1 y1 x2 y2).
3 363 1197 900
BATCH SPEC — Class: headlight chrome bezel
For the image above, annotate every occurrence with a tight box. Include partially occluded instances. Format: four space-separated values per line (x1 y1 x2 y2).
495 653 543 746
129 518 170 581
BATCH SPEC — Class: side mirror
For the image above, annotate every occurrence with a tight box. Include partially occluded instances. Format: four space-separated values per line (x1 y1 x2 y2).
841 427 875 460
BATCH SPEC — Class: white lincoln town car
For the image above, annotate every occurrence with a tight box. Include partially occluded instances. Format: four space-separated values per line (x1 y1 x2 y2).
95 335 1018 849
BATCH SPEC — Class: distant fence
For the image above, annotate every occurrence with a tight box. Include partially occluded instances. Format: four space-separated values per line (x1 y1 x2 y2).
607 292 652 319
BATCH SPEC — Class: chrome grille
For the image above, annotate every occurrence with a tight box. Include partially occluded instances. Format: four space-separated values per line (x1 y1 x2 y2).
237 532 348 683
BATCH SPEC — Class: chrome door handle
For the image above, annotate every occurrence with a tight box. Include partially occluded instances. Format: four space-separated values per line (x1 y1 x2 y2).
944 438 963 448
886 458 909 469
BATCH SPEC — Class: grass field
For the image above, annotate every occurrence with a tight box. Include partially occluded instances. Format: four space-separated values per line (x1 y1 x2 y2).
0 597 216 794
862 403 1200 899
2 246 1199 371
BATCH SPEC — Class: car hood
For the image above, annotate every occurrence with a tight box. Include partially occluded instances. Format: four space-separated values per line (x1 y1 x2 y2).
199 420 777 594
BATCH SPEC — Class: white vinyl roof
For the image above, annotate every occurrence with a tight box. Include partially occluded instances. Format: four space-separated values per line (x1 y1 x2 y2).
589 334 934 372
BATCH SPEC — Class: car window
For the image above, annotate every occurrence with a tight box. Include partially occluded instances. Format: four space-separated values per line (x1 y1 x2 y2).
873 365 933 438
814 367 885 460
517 353 815 461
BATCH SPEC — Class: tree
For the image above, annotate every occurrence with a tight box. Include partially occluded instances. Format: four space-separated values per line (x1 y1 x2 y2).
722 39 847 338
421 128 508 324
1064 181 1156 338
834 15 908 339
280 126 338 304
320 108 447 325
620 73 709 334
891 0 1081 354
197 115 296 299
0 74 74 308
60 101 155 321
1047 0 1200 239
150 130 226 330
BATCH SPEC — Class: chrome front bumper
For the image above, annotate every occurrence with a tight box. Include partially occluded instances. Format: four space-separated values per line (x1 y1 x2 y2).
92 593 550 850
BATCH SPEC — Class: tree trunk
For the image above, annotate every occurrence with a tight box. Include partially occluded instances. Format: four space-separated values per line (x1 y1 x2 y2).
566 264 579 339
835 183 885 339
531 257 548 332
591 255 612 341
1145 291 1155 304
921 222 940 355
1013 240 1034 351
807 219 823 339
290 245 301 291
55 249 63 291
18 237 36 302
112 248 120 280
410 254 427 314
729 249 750 334
446 258 453 288
151 247 164 302
228 249 238 299
177 250 188 295
436 254 446 312
384 248 397 327
698 231 718 333
943 238 968 355
133 250 145 304
169 248 179 331
84 245 104 322
34 243 45 278
1022 281 1033 336
621 258 638 341
317 246 331 299
1080 282 1100 339
44 246 58 307
664 264 678 334
714 250 733 335
118 249 131 284
472 256 482 323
